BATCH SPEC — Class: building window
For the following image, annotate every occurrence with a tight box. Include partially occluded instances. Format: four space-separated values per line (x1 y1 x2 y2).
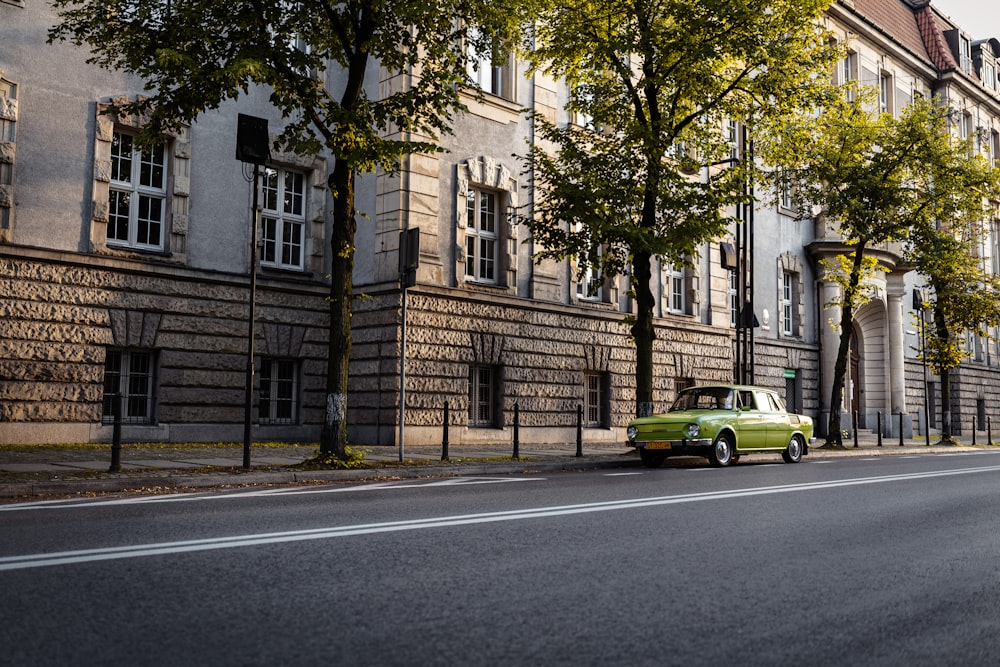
879 73 891 115
102 349 155 425
466 28 513 100
465 187 499 284
260 358 299 425
469 364 500 427
842 52 857 100
985 62 997 91
577 262 603 301
781 271 795 335
960 36 972 74
666 263 685 314
0 78 15 233
576 225 604 301
675 377 695 395
108 131 167 251
778 171 793 210
727 119 740 161
584 371 609 427
261 167 306 270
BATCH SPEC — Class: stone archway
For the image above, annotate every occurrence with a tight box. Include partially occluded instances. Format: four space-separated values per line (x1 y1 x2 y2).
852 298 889 429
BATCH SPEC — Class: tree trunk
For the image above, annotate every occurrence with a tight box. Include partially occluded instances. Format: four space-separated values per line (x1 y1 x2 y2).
825 244 867 448
631 249 656 418
320 159 357 457
934 306 954 443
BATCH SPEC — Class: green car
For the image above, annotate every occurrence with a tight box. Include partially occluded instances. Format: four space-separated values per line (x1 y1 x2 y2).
626 385 815 468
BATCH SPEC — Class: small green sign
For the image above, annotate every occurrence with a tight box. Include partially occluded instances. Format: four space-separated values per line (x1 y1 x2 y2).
783 369 797 379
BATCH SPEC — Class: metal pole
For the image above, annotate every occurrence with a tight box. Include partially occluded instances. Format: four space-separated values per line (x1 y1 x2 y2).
512 402 520 460
109 393 122 472
398 283 407 462
898 412 904 447
442 400 449 461
242 163 260 470
990 416 994 447
877 411 882 447
852 411 859 448
576 404 583 457
747 137 755 385
972 416 977 446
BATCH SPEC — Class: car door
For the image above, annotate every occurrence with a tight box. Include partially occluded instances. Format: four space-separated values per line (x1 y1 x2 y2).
736 390 768 449
758 391 792 448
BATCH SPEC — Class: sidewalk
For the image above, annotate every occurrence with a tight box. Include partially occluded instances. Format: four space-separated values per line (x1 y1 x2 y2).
1 434 992 500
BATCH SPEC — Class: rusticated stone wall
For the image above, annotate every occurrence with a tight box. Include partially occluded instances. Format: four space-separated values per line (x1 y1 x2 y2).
0 248 330 444
349 285 738 447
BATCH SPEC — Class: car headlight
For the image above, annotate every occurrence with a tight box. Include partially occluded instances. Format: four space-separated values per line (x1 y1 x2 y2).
685 423 700 438
627 425 638 440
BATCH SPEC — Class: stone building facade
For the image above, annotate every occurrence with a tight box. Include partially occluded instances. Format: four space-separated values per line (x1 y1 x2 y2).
1 0 999 447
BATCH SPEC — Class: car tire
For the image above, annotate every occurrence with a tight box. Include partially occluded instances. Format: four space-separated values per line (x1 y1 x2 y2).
782 434 804 463
709 434 734 467
640 448 666 468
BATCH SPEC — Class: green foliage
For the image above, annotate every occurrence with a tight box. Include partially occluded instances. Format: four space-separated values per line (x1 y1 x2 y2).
818 253 882 330
522 0 837 413
48 0 527 165
306 446 368 469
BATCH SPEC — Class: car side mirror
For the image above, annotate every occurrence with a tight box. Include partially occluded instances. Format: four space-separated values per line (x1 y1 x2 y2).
741 405 753 412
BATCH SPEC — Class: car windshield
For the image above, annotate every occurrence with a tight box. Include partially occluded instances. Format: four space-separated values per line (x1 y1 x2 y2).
670 387 735 411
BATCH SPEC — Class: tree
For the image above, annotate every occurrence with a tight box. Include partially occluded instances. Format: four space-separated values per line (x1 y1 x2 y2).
768 94 996 447
907 179 1000 443
523 0 836 418
49 0 524 457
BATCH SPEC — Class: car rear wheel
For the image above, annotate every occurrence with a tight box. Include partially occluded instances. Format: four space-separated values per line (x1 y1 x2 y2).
639 448 666 468
709 434 734 467
782 434 804 463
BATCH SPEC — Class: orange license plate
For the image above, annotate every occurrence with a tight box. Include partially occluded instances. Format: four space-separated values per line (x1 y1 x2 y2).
646 441 672 450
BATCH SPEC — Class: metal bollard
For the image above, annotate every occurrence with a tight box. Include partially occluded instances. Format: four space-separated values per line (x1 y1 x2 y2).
972 416 977 446
513 402 520 460
990 417 994 447
877 411 883 447
442 400 450 461
109 393 122 473
576 404 583 458
898 412 904 447
853 412 859 448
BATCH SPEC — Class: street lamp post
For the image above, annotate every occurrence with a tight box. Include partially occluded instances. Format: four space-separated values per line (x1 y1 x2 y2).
236 114 270 470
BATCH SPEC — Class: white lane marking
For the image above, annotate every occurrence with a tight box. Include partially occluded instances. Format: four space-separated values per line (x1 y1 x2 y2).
4 464 1000 572
0 477 543 512
603 472 644 477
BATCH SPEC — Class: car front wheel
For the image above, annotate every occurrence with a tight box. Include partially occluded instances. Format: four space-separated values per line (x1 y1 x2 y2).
709 434 734 467
782 434 804 463
639 448 666 468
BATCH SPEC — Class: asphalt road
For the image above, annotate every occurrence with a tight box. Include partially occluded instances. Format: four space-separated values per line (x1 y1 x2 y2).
4 451 1000 666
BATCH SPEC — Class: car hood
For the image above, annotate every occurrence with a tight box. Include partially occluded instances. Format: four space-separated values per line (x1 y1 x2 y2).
630 409 728 426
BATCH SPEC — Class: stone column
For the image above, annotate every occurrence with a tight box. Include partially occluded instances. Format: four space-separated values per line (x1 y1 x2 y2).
886 275 906 415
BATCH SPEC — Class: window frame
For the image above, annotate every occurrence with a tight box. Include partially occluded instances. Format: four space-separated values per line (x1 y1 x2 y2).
0 77 15 233
583 371 609 428
465 186 500 284
666 263 685 314
781 271 795 336
259 357 300 425
469 364 501 427
466 28 514 101
107 130 168 252
260 166 307 271
102 349 156 425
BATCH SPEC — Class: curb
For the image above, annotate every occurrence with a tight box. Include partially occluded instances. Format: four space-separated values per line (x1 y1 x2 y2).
0 456 641 499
